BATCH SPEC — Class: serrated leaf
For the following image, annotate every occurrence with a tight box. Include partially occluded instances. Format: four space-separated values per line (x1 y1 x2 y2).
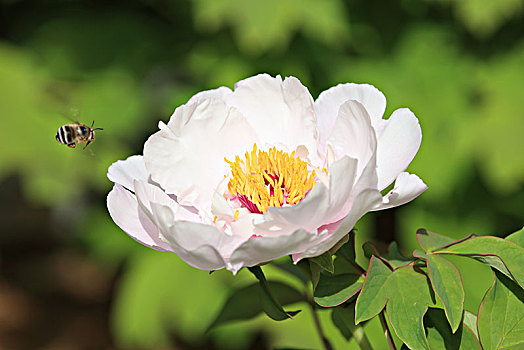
355 256 392 323
309 250 334 274
386 266 433 350
207 281 306 331
506 227 524 247
248 266 301 321
314 273 364 307
436 236 524 289
331 307 372 348
414 251 464 332
425 308 482 350
416 228 461 252
478 271 524 350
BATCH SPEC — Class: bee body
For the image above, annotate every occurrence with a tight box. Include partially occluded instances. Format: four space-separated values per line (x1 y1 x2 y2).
56 121 102 149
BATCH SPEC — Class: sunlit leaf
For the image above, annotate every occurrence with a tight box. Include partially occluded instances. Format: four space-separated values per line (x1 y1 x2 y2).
478 271 524 350
416 228 461 252
355 256 392 323
506 227 524 247
414 251 464 332
386 266 433 350
436 236 524 289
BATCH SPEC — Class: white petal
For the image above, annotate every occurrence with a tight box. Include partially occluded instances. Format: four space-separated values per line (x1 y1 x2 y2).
149 202 243 271
254 182 330 236
298 152 382 260
133 180 200 223
107 155 148 192
316 83 387 147
253 156 357 238
376 108 422 190
326 100 376 177
107 184 172 251
227 74 321 162
228 229 318 274
144 98 259 211
373 172 427 211
186 86 232 105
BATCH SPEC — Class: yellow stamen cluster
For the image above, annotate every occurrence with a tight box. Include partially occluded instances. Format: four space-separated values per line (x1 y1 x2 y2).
225 144 316 213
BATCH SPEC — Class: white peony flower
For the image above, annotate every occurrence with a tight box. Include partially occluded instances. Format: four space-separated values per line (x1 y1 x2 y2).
107 74 427 274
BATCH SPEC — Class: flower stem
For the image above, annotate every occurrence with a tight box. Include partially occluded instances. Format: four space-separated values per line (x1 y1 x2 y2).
310 302 333 350
379 311 397 350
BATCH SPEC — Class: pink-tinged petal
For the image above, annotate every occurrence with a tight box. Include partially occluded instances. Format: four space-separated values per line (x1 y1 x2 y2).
376 108 422 190
149 202 242 271
316 83 387 147
107 155 148 191
253 156 357 238
254 182 330 236
107 184 172 252
326 100 376 177
298 151 382 260
298 188 382 261
227 74 320 161
373 172 428 211
228 229 318 274
144 98 259 211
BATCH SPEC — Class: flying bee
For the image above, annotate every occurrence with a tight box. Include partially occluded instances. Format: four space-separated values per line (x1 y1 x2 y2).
56 121 103 149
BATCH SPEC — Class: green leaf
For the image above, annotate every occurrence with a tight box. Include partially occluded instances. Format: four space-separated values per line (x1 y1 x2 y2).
425 308 482 350
248 266 301 321
506 227 524 247
355 256 392 323
207 281 306 331
478 271 524 350
309 251 334 274
463 310 479 340
414 251 464 332
314 273 364 307
381 242 414 269
436 236 524 289
386 266 433 350
273 259 310 285
331 307 372 349
416 228 462 252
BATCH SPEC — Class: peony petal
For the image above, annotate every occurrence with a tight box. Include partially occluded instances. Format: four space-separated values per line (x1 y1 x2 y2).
298 151 382 260
107 184 172 251
186 86 232 105
227 74 320 162
253 156 357 238
373 172 428 211
149 202 242 271
326 100 376 177
316 83 387 147
144 98 259 211
107 155 148 192
133 180 200 223
254 182 330 236
376 108 422 190
228 229 318 274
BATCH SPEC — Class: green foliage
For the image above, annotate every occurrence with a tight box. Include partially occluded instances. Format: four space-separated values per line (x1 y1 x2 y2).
3 0 524 348
192 0 349 54
478 271 524 350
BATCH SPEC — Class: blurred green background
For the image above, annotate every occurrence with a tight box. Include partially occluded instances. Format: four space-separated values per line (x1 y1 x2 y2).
0 0 523 349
